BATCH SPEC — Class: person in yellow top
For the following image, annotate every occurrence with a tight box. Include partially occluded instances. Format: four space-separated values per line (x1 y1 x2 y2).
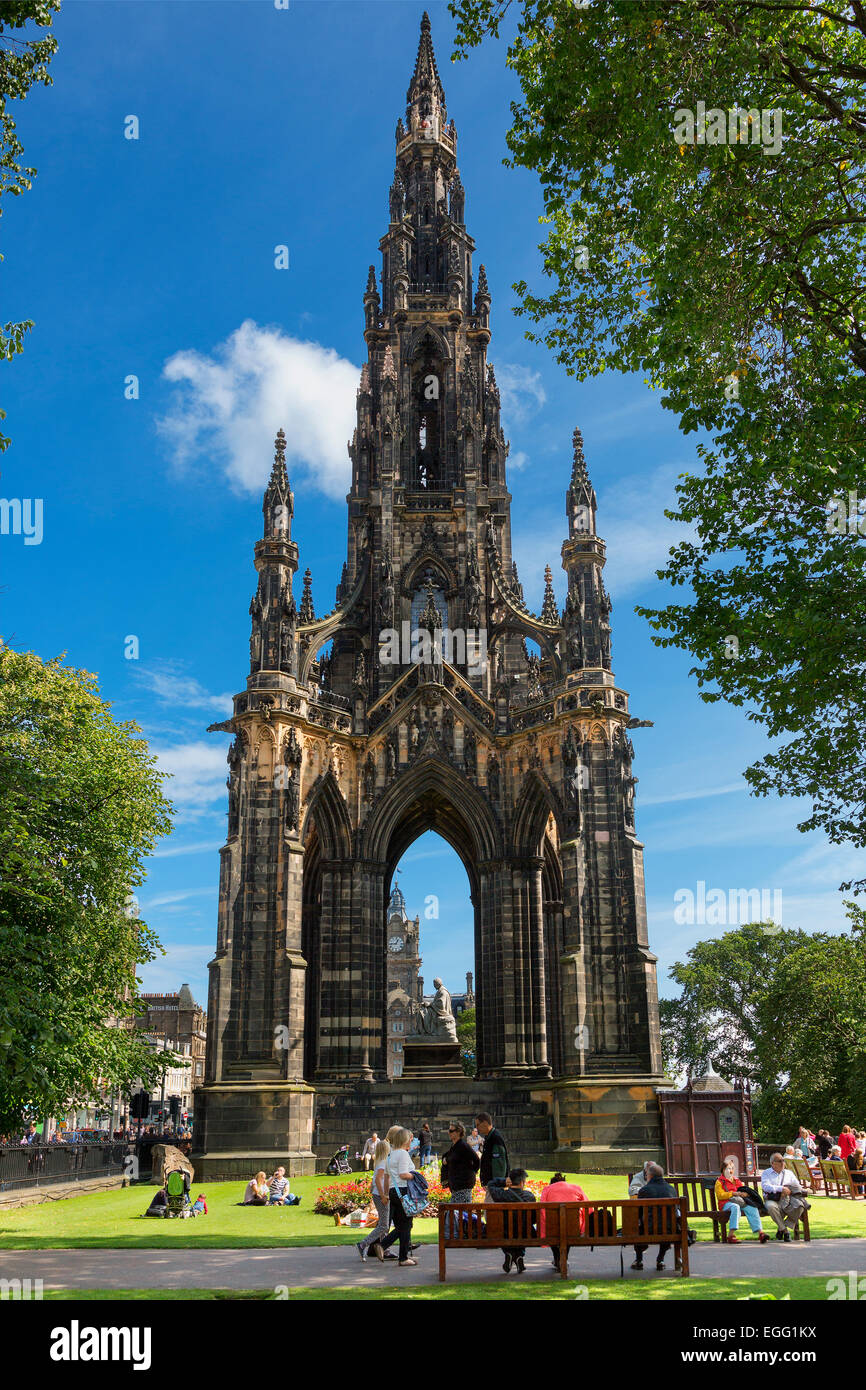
715 1159 768 1244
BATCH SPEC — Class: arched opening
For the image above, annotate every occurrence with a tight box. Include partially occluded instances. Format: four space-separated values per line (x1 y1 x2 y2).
386 832 475 1078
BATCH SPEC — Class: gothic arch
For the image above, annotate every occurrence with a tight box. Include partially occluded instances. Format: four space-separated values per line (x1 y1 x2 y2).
401 551 456 598
302 768 353 860
405 321 452 362
511 768 564 859
361 754 501 880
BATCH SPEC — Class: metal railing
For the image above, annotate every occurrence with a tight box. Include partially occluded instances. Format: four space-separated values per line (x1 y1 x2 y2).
0 1142 132 1193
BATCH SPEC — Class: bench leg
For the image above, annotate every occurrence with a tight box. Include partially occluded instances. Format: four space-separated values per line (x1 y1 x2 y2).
560 1245 568 1280
439 1239 446 1282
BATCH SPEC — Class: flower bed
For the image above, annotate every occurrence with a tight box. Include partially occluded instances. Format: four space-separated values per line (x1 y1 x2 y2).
314 1175 373 1217
314 1173 546 1219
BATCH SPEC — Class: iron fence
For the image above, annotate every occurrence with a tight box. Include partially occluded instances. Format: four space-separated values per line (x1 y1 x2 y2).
0 1142 132 1193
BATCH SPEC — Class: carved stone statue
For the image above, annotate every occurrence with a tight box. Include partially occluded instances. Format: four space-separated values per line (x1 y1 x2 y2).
410 977 458 1042
285 767 299 833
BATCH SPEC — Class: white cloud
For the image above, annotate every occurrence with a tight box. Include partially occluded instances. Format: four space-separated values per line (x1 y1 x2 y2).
135 664 233 715
157 320 359 502
496 363 547 425
154 739 230 821
509 450 530 472
151 839 224 860
639 781 747 808
144 886 217 909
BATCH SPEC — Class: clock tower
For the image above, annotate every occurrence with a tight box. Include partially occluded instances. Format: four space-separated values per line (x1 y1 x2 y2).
385 882 422 1078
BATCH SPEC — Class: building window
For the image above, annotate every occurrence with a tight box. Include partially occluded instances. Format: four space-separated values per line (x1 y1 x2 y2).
393 1064 403 1078
392 1041 402 1053
393 1020 404 1033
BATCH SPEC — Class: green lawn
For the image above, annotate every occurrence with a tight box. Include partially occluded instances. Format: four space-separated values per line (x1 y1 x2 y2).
2 1171 863 1250
41 1277 840 1301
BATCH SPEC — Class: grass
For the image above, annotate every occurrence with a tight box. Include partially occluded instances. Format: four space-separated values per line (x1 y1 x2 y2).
1 1171 864 1250
41 1277 843 1301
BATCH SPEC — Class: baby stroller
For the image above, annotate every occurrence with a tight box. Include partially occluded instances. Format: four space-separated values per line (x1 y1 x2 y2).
165 1165 192 1217
326 1145 352 1176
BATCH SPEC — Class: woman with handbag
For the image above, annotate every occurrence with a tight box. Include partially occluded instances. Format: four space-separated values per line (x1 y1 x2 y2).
378 1127 418 1267
715 1159 768 1244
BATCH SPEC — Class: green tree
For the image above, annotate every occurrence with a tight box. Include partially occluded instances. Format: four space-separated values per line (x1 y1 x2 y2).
753 906 866 1133
457 1006 477 1076
660 912 866 1135
1 1 59 450
451 0 866 869
659 922 812 1082
0 643 176 1130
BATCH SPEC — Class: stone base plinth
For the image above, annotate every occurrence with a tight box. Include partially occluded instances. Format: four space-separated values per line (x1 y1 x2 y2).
547 1075 667 1172
191 1081 317 1181
401 1039 464 1079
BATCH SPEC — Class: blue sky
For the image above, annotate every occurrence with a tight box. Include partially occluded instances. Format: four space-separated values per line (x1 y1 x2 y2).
3 0 857 1013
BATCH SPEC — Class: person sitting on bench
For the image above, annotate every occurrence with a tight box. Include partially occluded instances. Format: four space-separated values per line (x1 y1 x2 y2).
761 1152 809 1239
540 1171 587 1269
485 1168 537 1274
630 1162 679 1271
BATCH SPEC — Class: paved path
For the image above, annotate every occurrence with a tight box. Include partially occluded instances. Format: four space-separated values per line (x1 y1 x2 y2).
2 1239 866 1291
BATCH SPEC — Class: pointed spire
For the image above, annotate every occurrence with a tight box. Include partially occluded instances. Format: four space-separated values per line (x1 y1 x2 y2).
477 263 489 295
300 568 315 623
382 343 398 384
408 11 445 112
358 362 371 394
571 426 589 486
263 427 292 535
542 564 559 624
365 264 378 296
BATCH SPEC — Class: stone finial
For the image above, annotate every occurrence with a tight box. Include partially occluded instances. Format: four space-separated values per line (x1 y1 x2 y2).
382 344 398 383
477 263 489 296
300 568 315 623
358 362 371 394
542 564 559 624
365 264 378 297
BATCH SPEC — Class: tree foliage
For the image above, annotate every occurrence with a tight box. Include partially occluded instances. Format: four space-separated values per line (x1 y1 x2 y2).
1 0 59 450
457 1005 477 1075
660 911 866 1135
451 0 866 870
0 643 176 1129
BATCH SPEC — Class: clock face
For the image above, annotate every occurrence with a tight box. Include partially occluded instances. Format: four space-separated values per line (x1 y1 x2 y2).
389 935 405 953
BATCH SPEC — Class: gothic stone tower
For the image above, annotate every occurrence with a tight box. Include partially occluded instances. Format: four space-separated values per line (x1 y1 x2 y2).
193 13 664 1178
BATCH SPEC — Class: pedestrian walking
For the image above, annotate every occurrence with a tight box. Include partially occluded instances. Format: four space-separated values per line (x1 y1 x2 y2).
357 1138 392 1262
378 1127 418 1266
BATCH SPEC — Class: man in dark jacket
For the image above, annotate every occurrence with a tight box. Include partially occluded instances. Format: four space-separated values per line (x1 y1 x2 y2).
476 1112 509 1190
487 1168 536 1273
630 1163 680 1271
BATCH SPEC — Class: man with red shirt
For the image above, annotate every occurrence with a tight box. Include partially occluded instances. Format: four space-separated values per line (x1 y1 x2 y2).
838 1127 858 1160
540 1172 587 1269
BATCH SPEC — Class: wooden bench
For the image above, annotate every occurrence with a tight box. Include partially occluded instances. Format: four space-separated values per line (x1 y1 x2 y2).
665 1177 729 1242
820 1158 865 1199
668 1174 811 1241
786 1156 822 1193
437 1198 690 1281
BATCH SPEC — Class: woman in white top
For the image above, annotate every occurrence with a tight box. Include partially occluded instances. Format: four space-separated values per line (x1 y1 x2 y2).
376 1127 418 1266
243 1170 269 1205
357 1138 392 1262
